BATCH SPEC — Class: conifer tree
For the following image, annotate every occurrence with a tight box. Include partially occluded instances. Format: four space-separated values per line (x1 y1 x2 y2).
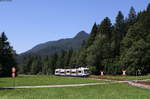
50 53 58 74
86 17 112 74
84 23 98 48
0 32 16 77
147 3 150 11
77 23 98 68
113 11 125 56
56 50 66 68
128 7 137 26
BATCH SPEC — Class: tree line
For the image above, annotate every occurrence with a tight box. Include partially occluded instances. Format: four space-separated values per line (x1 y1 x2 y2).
1 4 150 76
19 4 150 75
78 5 150 75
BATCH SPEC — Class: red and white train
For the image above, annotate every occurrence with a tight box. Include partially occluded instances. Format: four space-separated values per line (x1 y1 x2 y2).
55 67 90 77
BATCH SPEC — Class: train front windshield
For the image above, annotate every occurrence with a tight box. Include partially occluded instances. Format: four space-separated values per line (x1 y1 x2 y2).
84 70 89 74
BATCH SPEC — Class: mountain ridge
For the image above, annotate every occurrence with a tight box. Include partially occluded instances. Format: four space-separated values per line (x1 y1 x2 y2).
20 31 89 56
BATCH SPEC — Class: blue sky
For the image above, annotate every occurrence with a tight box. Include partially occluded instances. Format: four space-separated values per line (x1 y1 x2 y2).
0 0 149 53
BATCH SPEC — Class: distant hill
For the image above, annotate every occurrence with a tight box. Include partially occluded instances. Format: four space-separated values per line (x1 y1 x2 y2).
19 31 89 57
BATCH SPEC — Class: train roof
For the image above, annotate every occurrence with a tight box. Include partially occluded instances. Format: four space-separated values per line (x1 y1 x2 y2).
55 67 89 70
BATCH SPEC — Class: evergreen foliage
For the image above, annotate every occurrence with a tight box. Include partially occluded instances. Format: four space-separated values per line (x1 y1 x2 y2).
128 7 137 25
18 4 150 76
0 32 17 77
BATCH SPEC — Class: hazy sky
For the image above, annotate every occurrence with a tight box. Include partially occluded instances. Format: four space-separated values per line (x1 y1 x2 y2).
0 0 149 53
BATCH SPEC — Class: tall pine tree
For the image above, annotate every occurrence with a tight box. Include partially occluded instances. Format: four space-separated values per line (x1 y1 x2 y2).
0 32 16 77
127 7 137 26
86 17 112 74
113 11 126 56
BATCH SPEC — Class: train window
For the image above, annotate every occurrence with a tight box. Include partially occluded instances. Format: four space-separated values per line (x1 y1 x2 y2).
66 71 70 73
55 71 59 73
71 71 76 73
78 71 82 73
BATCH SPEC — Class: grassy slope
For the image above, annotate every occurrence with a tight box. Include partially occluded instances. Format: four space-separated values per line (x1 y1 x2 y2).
0 83 150 99
0 75 106 87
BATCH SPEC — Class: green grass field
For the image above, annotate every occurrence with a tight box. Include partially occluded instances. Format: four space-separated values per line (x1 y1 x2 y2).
0 75 106 87
0 75 150 99
0 83 150 99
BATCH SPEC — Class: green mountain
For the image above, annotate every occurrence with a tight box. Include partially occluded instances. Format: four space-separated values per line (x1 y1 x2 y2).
20 31 88 56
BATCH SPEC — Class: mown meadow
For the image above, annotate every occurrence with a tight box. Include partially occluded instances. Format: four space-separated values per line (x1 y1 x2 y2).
0 83 150 99
0 75 106 87
0 75 150 99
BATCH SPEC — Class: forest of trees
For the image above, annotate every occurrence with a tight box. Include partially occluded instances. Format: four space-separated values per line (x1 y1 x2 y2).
18 4 150 76
1 4 149 77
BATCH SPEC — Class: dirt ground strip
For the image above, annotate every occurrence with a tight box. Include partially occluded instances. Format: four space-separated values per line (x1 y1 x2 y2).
133 81 150 85
89 76 150 89
128 82 150 89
